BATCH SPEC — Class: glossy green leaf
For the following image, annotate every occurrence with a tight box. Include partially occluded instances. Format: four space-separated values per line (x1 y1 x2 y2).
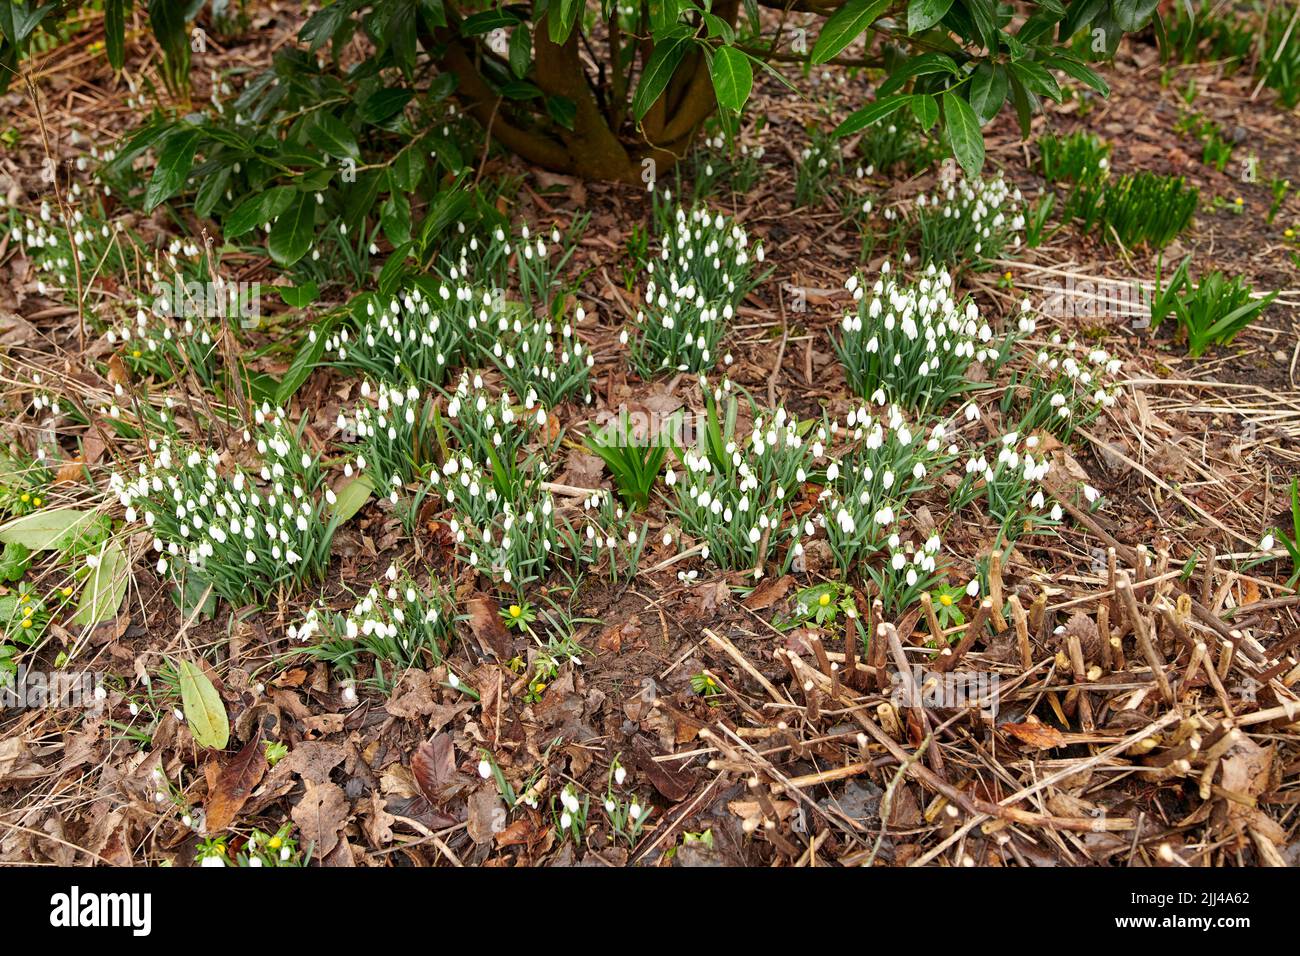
225 185 295 239
144 128 200 211
1110 0 1159 31
907 0 955 33
942 90 984 176
268 191 317 267
710 46 753 113
633 33 690 120
104 0 128 70
331 475 374 523
832 93 911 137
968 62 1009 123
307 112 359 160
812 0 892 64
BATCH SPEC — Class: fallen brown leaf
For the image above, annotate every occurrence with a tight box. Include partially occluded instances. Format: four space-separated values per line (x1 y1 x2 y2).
291 781 349 859
205 737 268 832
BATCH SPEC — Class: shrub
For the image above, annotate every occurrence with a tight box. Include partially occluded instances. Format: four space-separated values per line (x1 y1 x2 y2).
4 3 1148 188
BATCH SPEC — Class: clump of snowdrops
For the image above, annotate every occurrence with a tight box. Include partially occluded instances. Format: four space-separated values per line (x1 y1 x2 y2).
109 404 342 605
626 191 766 375
835 263 1031 414
292 562 459 689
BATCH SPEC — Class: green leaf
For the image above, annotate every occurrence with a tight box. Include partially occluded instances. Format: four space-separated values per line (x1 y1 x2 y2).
1009 59 1062 103
71 541 128 627
812 0 892 64
942 91 984 176
650 0 681 33
965 0 998 50
144 128 200 212
104 0 128 70
1110 0 1159 32
0 540 30 582
460 9 520 35
633 33 690 120
1044 54 1110 96
275 320 332 405
0 508 97 551
0 0 56 44
832 93 911 137
225 185 295 239
546 95 577 130
268 191 317 267
193 166 230 219
358 86 415 125
547 0 580 44
508 23 532 78
907 0 954 33
968 62 1009 124
178 659 230 750
1061 0 1107 36
709 46 753 113
307 112 359 161
276 281 318 309
331 475 374 523
877 52 960 96
910 93 939 130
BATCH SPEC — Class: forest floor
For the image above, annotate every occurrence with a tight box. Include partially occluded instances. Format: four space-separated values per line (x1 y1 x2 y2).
0 5 1298 867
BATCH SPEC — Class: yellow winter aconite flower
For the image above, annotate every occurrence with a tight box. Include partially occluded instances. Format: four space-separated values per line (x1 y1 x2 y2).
939 593 954 607
818 593 831 607
509 604 522 619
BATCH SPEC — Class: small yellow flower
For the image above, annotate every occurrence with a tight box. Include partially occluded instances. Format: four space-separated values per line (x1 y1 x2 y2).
939 593 954 607
20 619 31 629
533 682 546 694
19 493 29 503
32 497 41 507
1286 228 1296 239
60 586 73 597
132 349 142 359
1003 271 1013 281
22 607 32 618
268 836 283 850
1234 197 1244 206
19 595 29 604
818 593 831 607
508 604 522 618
